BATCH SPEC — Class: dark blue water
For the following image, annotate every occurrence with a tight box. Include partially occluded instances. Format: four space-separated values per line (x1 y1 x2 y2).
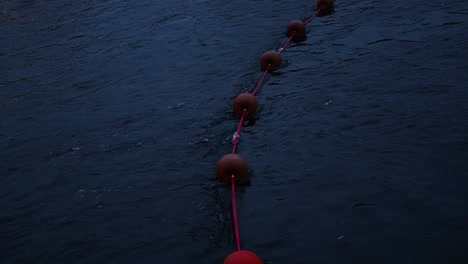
1 0 467 263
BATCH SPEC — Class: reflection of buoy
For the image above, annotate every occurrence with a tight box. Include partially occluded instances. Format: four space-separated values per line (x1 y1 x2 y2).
287 20 306 37
224 250 263 264
217 154 248 184
260 51 282 70
233 93 259 117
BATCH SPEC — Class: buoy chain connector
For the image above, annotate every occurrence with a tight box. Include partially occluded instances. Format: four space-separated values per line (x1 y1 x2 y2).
232 132 240 143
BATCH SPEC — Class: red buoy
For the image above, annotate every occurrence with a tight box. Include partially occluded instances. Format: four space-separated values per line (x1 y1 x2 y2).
217 154 248 184
260 50 282 70
224 250 263 264
233 93 259 117
317 0 335 10
287 20 306 37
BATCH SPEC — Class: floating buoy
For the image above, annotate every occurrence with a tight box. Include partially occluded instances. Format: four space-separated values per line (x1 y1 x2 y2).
224 250 263 264
260 50 282 70
287 20 306 37
214 2 331 259
233 93 259 117
317 0 335 10
217 154 248 184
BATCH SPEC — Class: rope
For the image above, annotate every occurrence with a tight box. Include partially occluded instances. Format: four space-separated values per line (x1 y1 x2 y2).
227 4 325 252
232 109 247 154
231 176 241 251
252 65 272 96
304 5 324 25
278 31 297 55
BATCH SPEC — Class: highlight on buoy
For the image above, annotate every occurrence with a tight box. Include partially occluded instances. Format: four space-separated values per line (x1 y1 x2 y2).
224 250 263 264
216 154 249 184
260 50 282 70
233 93 259 117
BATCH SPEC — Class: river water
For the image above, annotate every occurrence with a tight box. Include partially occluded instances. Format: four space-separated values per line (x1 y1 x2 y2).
1 0 467 263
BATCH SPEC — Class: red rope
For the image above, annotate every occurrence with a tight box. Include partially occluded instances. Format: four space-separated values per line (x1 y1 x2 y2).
279 31 296 55
232 109 247 154
232 63 271 154
252 65 271 96
304 5 324 25
226 5 326 254
231 176 241 251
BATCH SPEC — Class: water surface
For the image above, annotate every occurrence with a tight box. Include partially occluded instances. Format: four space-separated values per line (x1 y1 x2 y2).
1 0 467 263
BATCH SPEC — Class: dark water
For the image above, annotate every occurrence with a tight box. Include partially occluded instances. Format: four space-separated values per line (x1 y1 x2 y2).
1 0 467 263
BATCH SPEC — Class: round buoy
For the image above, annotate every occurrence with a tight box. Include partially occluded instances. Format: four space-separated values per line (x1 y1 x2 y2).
224 250 263 264
233 93 259 117
260 50 282 70
287 20 306 37
217 154 248 184
317 0 335 10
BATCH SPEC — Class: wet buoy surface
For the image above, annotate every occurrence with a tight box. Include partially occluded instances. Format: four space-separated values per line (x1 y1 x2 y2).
217 154 248 184
287 20 306 37
224 250 263 264
260 50 282 70
233 93 259 117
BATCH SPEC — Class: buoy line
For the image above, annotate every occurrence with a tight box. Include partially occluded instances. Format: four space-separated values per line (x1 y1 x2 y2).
216 1 335 263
